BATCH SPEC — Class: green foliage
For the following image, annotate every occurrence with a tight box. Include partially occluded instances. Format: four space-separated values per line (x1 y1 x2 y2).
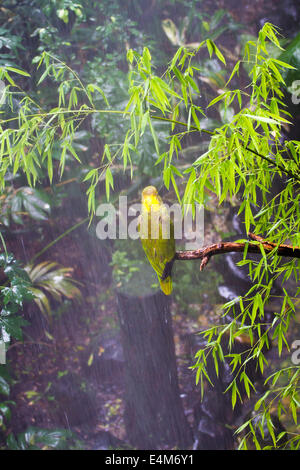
236 366 300 449
0 26 23 67
0 365 14 432
172 261 223 312
161 8 240 48
110 251 140 286
0 0 237 214
119 22 300 448
6 426 77 450
110 246 159 296
25 261 82 319
0 187 52 226
279 32 300 88
0 253 33 341
0 253 33 433
0 253 81 438
0 0 299 449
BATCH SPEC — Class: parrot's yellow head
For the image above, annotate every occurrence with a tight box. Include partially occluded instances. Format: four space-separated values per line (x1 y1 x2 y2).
141 186 161 212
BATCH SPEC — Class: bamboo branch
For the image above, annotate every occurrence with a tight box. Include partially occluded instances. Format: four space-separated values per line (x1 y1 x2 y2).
173 232 300 272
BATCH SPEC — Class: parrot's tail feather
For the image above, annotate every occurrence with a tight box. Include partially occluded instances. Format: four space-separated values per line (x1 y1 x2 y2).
159 276 172 295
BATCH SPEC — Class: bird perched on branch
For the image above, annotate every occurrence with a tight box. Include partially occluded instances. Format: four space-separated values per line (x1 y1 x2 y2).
139 186 175 295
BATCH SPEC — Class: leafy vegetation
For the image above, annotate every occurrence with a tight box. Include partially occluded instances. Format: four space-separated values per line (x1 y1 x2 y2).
102 23 299 448
0 0 299 450
119 23 299 449
0 253 33 342
25 261 82 319
6 426 78 450
0 253 32 435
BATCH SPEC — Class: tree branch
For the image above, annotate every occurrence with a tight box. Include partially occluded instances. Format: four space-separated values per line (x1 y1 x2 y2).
172 232 300 272
244 146 299 181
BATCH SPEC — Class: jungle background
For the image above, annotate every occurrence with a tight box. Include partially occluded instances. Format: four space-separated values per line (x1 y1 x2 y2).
0 0 299 450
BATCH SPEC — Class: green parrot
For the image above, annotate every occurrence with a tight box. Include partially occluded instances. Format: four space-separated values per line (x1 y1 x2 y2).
139 186 176 295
